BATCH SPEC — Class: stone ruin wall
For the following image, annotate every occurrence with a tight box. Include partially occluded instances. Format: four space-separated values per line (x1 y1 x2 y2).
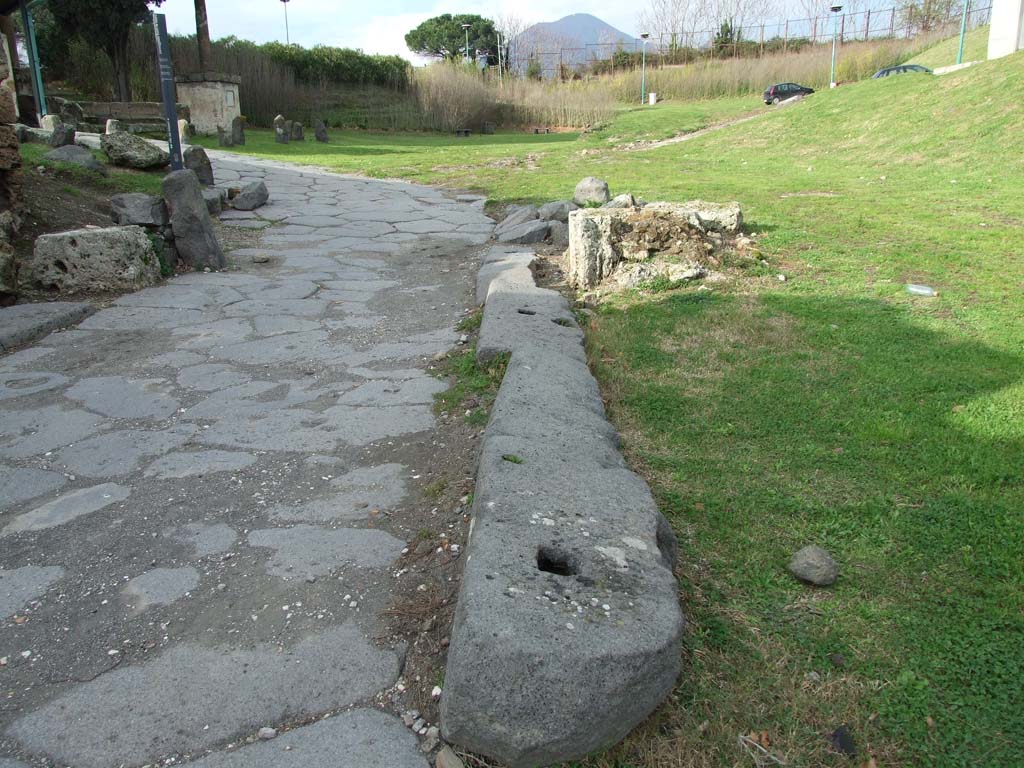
0 32 21 302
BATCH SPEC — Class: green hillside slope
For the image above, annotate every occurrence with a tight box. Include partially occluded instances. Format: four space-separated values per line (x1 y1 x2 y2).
910 24 990 67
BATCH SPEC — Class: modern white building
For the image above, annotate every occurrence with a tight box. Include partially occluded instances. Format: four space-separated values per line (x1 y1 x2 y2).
988 0 1024 58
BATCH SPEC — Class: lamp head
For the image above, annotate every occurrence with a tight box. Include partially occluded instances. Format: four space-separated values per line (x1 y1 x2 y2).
830 4 843 11
640 32 650 39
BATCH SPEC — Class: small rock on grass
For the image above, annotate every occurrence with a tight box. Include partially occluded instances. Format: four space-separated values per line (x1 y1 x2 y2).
257 726 277 740
828 725 856 756
436 745 465 768
787 545 838 586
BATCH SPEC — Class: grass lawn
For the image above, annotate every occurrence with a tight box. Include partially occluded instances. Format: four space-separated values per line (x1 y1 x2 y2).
206 52 1023 767
910 25 991 68
20 143 165 197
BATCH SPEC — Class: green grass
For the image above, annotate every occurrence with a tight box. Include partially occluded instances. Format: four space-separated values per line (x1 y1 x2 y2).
20 143 165 196
433 345 509 426
205 53 1024 766
909 25 990 68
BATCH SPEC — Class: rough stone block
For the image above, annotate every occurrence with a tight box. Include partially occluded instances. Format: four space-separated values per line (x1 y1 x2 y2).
495 219 548 245
43 145 104 174
29 226 160 293
314 119 328 143
231 115 245 145
202 188 223 216
442 251 684 767
162 170 225 271
572 176 610 206
183 145 214 186
537 200 577 222
101 131 169 170
110 193 168 227
232 181 268 211
0 301 95 351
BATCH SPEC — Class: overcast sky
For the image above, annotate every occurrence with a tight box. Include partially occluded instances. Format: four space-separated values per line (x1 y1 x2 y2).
155 0 643 61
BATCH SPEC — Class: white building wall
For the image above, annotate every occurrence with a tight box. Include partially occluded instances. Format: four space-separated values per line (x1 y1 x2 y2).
988 0 1024 59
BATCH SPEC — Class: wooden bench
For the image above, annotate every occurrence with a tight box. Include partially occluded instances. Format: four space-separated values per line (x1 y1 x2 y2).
455 127 471 137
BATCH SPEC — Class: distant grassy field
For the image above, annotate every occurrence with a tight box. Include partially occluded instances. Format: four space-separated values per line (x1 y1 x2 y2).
205 50 1024 767
909 25 990 68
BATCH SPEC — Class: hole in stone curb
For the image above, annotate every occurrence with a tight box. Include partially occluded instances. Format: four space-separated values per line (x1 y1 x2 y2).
552 317 575 327
537 546 577 576
517 308 536 315
656 513 679 570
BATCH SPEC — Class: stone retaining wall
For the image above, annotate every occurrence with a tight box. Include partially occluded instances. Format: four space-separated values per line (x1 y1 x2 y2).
440 246 685 767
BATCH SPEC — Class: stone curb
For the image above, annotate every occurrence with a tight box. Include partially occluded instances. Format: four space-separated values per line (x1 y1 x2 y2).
0 302 95 352
440 246 685 767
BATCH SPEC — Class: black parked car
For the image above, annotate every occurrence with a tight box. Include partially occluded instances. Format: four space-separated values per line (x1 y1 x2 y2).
763 82 815 105
871 64 933 78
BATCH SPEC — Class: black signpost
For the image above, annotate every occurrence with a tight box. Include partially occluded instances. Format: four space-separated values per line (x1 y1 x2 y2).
153 12 184 171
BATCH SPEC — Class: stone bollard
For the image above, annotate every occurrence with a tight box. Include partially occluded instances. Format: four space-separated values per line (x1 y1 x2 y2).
314 119 329 143
290 121 304 141
273 114 289 144
177 118 191 144
231 115 245 146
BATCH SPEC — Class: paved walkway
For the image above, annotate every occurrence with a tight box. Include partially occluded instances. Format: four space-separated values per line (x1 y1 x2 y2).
0 156 494 767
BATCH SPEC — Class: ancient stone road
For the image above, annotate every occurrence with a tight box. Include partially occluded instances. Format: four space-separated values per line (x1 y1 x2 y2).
0 156 494 766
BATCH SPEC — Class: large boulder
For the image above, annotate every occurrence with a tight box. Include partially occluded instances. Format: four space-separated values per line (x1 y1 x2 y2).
232 181 268 211
572 176 610 207
496 219 548 245
44 145 106 174
101 131 170 170
183 145 214 186
538 200 577 223
29 226 160 293
110 193 168 226
162 170 225 271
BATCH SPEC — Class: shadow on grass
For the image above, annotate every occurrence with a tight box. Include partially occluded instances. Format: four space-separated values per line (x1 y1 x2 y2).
589 289 1023 766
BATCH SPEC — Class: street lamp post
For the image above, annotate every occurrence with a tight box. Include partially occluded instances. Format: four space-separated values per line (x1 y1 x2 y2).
280 0 291 45
640 33 650 104
462 23 472 63
829 5 843 87
956 0 971 64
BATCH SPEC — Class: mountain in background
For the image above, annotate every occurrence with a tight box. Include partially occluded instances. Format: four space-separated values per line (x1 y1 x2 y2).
513 13 638 74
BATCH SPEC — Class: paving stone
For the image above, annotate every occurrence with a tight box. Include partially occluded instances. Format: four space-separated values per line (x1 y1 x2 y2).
183 709 428 768
0 406 102 459
7 625 401 768
2 483 130 535
169 522 238 557
176 364 251 392
0 302 95 351
65 376 179 420
0 565 65 617
270 463 408 522
248 525 406 577
0 465 67 510
144 450 257 478
0 371 69 401
54 425 196 477
122 566 200 609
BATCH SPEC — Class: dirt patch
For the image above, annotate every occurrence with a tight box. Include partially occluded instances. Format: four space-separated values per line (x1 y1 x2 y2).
14 166 115 265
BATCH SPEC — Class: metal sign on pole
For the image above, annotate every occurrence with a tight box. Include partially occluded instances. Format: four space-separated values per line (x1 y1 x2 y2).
152 13 184 171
